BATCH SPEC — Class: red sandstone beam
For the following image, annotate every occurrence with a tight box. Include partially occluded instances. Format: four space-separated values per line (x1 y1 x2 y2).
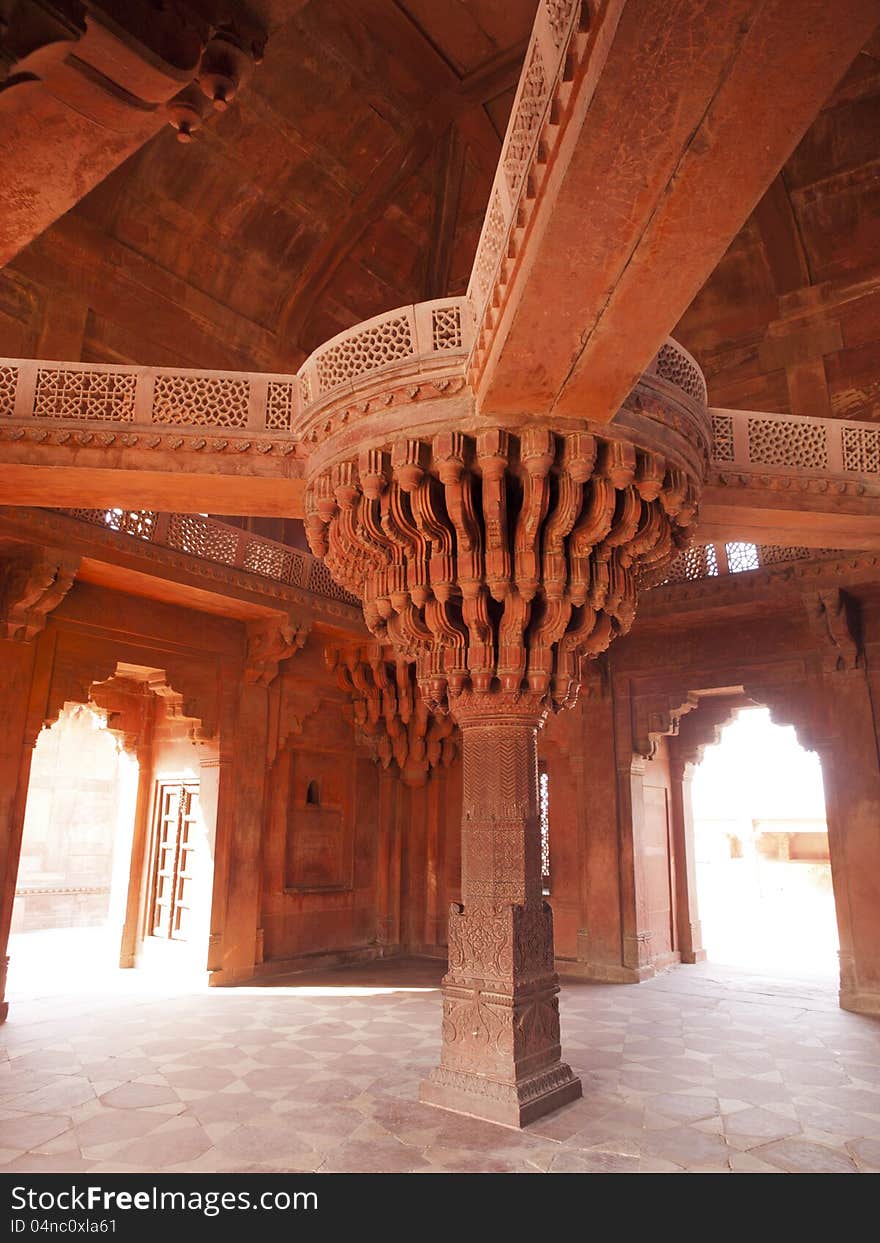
6 454 880 547
698 483 880 551
0 3 198 267
474 0 879 422
0 2 268 268
0 462 305 517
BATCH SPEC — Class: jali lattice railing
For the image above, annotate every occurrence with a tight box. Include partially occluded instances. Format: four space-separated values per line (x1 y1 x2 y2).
56 508 360 605
0 359 300 435
711 408 880 478
660 541 847 586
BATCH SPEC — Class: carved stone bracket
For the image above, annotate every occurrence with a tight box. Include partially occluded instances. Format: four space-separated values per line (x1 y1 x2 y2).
245 615 310 687
672 693 754 768
325 643 458 787
631 689 699 760
803 588 861 673
0 544 78 641
743 679 833 753
88 675 151 755
0 0 266 139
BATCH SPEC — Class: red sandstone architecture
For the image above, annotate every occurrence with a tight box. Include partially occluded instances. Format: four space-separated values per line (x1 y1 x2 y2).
2 0 880 1158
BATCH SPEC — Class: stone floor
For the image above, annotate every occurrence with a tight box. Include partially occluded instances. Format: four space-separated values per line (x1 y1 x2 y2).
2 945 880 1174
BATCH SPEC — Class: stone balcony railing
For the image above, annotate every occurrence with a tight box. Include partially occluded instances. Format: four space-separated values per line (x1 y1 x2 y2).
0 317 705 449
55 507 360 606
295 296 476 422
466 0 584 331
0 358 300 438
710 408 880 480
661 541 847 586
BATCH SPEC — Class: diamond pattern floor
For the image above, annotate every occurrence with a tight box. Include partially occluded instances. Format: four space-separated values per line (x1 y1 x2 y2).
2 955 879 1173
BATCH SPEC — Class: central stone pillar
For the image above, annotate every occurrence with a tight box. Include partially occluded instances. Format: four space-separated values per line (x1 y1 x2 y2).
420 691 581 1126
294 322 710 1126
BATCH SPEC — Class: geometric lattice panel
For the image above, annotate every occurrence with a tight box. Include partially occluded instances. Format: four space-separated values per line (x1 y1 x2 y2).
664 543 719 584
473 190 507 306
152 374 249 428
431 306 463 352
756 544 812 566
711 412 735 462
725 542 760 573
265 381 295 432
654 344 707 406
747 417 828 469
315 314 413 395
306 558 360 604
539 766 550 891
34 367 136 422
841 425 880 474
62 508 156 540
166 514 238 564
104 508 157 539
0 364 17 416
503 41 547 197
242 538 297 583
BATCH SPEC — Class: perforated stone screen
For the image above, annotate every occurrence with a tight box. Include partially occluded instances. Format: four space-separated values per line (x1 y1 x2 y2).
34 368 136 422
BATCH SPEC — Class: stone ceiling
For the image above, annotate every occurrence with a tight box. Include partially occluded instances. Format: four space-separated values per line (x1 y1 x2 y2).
675 29 880 424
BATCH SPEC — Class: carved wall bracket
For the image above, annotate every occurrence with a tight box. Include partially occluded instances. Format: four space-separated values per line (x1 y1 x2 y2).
245 615 310 687
0 544 78 641
630 689 699 761
325 643 458 787
803 588 861 673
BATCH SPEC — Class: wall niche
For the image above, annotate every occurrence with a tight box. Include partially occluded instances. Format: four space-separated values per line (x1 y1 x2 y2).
284 747 354 891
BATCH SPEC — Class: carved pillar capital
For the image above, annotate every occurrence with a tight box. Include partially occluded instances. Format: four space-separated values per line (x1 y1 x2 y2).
0 544 78 641
447 687 548 731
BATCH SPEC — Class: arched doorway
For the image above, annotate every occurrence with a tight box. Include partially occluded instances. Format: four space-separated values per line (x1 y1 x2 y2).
6 664 219 1002
690 705 838 978
10 703 139 989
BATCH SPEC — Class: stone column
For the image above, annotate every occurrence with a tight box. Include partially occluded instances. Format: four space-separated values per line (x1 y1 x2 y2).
420 692 582 1127
208 673 270 985
0 639 39 1022
815 673 880 1015
668 753 705 964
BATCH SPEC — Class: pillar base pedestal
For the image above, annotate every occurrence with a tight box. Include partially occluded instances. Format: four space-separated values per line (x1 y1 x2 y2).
420 1062 582 1128
840 988 880 1016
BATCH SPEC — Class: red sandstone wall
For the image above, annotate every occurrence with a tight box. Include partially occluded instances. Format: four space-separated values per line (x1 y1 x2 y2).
258 644 385 971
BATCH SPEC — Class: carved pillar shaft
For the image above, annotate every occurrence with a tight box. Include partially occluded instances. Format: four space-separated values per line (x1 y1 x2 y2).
420 693 582 1126
0 638 40 1022
668 754 705 965
209 672 269 984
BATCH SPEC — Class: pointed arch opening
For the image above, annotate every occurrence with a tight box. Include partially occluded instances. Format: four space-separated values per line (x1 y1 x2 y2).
690 705 838 978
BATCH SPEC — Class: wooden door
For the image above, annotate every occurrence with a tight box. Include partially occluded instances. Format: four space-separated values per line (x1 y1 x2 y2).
149 781 200 941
